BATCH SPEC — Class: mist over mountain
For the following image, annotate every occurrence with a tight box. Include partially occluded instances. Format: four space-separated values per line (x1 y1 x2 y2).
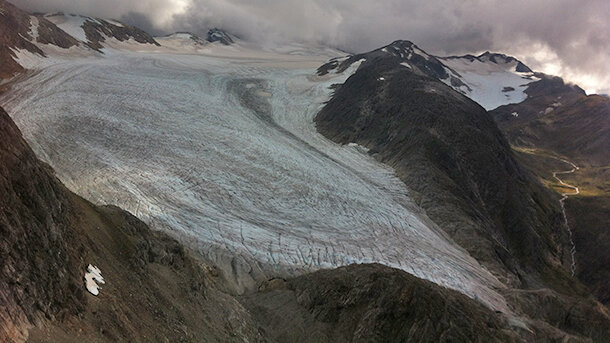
12 0 610 95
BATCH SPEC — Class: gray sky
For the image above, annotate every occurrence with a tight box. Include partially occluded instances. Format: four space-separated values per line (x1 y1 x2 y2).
13 0 610 94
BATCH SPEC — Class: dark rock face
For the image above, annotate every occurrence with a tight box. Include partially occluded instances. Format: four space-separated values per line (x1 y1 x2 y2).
565 196 610 307
82 18 159 51
478 51 533 73
315 52 571 290
34 16 78 48
207 28 234 45
0 106 86 342
243 264 522 342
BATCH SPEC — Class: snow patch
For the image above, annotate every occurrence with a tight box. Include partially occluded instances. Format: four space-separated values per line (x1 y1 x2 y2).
84 264 105 296
29 16 40 40
400 62 412 69
45 14 98 42
511 112 519 117
347 142 370 153
441 57 540 110
413 46 430 60
333 58 365 76
104 19 124 27
10 48 44 69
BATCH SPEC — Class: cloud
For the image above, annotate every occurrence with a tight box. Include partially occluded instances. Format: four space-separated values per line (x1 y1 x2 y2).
11 0 610 94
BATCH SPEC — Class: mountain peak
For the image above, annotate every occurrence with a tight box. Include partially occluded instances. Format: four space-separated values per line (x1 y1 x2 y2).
477 51 532 73
207 28 234 45
166 31 207 45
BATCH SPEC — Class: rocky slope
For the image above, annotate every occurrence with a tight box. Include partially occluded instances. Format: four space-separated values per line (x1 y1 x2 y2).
0 104 258 342
0 0 49 78
42 13 159 51
0 0 157 76
316 40 573 290
491 76 609 167
489 75 610 308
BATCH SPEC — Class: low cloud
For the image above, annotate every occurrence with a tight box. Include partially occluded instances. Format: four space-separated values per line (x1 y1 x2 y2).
12 0 610 94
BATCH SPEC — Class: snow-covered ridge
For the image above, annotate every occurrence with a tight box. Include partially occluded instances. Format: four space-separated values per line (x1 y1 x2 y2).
321 43 540 110
439 52 539 110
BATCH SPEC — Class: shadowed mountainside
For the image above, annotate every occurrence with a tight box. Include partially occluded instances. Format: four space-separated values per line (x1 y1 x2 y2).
490 75 610 308
315 41 573 291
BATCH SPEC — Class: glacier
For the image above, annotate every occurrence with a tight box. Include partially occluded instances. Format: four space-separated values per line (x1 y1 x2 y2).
1 44 510 312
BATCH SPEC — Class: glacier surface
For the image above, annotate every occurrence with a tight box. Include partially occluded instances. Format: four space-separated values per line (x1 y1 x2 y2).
1 46 509 311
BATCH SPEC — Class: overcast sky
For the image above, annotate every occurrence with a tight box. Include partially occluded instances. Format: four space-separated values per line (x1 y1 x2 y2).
13 0 610 94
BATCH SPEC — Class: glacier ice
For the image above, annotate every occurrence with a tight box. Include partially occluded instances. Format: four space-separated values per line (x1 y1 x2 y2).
1 47 510 312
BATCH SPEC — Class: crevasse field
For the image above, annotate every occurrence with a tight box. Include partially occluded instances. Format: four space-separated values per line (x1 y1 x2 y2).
1 44 509 311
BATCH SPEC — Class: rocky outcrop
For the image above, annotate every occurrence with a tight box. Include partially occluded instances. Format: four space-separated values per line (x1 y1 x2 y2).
0 1 78 80
34 16 79 48
207 28 235 45
81 18 159 51
242 264 522 342
0 106 86 342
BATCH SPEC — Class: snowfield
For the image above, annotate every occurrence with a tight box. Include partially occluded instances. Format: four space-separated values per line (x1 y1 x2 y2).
1 45 509 311
441 56 540 110
45 13 95 42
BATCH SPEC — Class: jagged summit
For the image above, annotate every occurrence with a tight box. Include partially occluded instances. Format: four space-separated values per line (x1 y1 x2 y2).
317 39 449 81
445 51 533 73
206 28 234 45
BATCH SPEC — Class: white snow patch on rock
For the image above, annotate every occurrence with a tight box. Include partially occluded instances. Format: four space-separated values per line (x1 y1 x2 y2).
347 142 370 153
45 14 98 42
104 19 124 27
84 264 104 296
29 16 40 40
